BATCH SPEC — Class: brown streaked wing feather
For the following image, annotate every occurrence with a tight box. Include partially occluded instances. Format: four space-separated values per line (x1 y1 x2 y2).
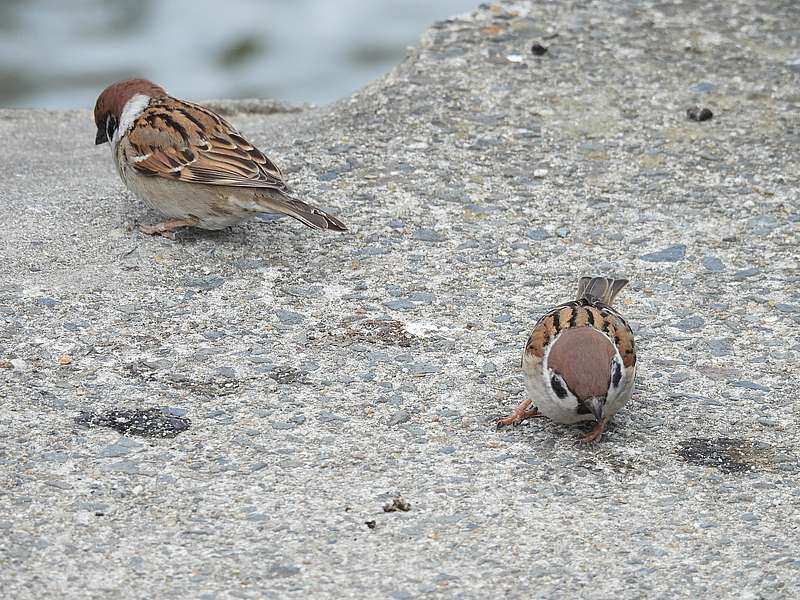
524 301 578 358
125 98 287 191
594 303 637 368
523 299 636 367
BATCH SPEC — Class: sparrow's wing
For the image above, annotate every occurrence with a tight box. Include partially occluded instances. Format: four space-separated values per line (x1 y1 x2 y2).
524 299 636 368
123 98 288 191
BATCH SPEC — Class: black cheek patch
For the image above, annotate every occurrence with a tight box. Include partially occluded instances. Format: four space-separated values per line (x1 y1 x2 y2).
612 359 623 388
105 114 118 143
550 374 568 399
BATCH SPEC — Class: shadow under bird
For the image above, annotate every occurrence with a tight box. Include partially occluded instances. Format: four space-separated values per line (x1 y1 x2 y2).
93 78 347 237
498 277 637 443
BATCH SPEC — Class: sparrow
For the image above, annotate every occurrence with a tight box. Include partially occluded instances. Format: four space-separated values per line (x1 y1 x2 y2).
497 277 637 443
93 78 347 236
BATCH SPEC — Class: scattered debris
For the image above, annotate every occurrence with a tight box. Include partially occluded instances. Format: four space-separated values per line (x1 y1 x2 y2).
383 495 411 513
686 106 713 122
269 366 310 385
75 408 191 438
364 520 377 530
327 318 417 348
676 437 774 473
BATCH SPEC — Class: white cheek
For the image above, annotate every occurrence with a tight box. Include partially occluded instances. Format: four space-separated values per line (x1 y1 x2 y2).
115 93 151 143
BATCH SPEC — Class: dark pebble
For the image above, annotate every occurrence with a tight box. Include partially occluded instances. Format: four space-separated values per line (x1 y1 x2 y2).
317 411 348 423
733 268 760 281
408 292 434 304
413 228 444 242
708 339 733 357
186 276 225 291
730 380 770 393
531 43 548 56
527 228 551 241
687 106 713 122
688 82 716 94
389 410 411 426
275 309 304 325
675 316 705 331
702 256 725 272
214 366 236 379
266 564 300 579
641 244 686 262
669 372 690 384
383 299 415 311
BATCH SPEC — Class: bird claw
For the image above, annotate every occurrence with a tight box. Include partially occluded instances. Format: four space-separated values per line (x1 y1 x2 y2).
576 417 607 444
496 399 541 428
138 218 196 238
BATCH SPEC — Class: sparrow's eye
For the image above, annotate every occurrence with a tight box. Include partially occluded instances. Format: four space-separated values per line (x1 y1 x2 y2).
105 114 118 142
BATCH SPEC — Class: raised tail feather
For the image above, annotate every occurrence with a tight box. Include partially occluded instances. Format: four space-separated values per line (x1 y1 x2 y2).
576 276 629 305
254 190 348 232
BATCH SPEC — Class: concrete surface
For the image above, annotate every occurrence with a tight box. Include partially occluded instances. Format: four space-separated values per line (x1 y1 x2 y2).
1 1 799 598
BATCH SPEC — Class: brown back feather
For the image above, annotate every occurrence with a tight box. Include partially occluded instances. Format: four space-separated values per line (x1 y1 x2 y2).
124 97 288 191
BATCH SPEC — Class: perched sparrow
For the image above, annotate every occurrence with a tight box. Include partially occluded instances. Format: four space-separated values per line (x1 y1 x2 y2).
498 277 637 443
93 78 347 236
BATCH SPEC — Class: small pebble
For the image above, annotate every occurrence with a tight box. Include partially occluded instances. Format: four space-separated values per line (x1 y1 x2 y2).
10 358 28 372
527 228 551 241
389 410 411 426
641 244 686 262
383 495 411 512
687 106 713 122
733 268 760 281
531 43 548 56
702 256 725 272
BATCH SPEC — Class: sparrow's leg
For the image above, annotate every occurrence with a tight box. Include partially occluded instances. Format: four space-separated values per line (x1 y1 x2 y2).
577 417 608 444
496 398 542 427
139 218 197 238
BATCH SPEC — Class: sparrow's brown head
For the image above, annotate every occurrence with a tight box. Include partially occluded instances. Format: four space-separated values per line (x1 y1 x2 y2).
546 326 616 421
93 78 166 145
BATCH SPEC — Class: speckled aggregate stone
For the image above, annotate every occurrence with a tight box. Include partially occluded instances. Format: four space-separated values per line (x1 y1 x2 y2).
1 1 800 598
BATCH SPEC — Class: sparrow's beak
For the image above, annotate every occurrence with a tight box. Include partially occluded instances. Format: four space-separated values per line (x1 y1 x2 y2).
95 126 108 145
588 397 605 422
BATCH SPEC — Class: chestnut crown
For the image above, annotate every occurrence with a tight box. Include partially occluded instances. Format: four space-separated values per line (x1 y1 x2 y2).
93 78 166 145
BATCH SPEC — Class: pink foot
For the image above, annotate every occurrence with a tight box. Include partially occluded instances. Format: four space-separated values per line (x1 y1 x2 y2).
497 398 543 427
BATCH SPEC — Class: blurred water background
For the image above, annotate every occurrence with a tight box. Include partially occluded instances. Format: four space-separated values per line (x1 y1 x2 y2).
0 0 476 109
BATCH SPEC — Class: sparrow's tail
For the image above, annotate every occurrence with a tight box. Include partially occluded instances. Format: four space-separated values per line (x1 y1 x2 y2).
576 276 629 305
253 190 347 232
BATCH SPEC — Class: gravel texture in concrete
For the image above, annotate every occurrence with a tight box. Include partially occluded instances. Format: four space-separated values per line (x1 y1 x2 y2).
1 1 799 598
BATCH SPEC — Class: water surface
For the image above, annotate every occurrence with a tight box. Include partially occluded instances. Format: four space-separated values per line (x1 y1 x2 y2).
0 0 476 108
